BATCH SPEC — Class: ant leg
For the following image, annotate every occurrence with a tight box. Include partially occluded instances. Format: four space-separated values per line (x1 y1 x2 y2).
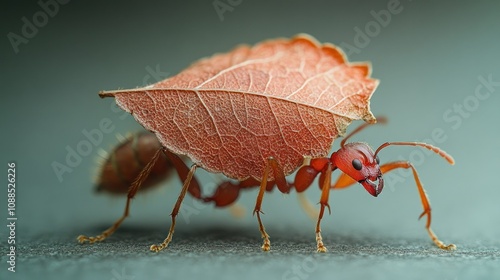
327 161 455 250
330 172 357 189
297 192 319 220
253 159 272 251
228 203 246 218
253 157 290 251
164 150 203 200
340 116 387 147
378 161 456 250
269 158 292 194
315 163 333 253
77 147 164 244
150 163 198 252
297 169 354 221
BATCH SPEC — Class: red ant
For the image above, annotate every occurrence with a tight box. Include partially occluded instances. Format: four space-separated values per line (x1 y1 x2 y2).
80 118 456 252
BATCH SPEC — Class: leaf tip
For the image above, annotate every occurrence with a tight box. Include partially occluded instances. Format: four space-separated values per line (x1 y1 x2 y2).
365 112 377 124
99 90 116 98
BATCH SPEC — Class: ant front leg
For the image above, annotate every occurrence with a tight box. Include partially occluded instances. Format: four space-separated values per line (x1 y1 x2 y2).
329 161 456 250
295 158 335 252
378 161 456 250
315 162 333 253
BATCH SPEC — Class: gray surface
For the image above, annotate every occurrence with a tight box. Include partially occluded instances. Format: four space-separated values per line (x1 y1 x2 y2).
4 225 500 280
2 0 500 279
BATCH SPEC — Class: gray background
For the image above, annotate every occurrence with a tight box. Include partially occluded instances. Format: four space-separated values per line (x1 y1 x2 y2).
1 0 500 279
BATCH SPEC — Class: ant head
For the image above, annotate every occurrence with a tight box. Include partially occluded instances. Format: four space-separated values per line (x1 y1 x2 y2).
331 142 383 197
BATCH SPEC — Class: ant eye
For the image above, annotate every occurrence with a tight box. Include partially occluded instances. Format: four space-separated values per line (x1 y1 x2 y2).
352 159 362 170
376 156 380 164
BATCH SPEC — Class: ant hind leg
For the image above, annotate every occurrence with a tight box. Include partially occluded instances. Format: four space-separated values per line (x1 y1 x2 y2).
77 147 165 244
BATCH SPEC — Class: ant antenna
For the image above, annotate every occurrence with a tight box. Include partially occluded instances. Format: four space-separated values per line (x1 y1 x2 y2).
340 116 387 147
373 142 455 165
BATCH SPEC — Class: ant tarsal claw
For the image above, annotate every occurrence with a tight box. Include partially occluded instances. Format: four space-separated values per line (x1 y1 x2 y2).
317 245 328 253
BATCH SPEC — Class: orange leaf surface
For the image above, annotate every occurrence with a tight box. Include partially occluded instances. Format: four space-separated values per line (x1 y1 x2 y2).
100 34 378 181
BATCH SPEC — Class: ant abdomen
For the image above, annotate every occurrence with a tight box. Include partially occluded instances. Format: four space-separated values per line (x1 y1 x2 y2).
96 131 173 194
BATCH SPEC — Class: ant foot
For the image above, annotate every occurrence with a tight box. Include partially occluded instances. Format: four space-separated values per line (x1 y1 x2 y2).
436 241 457 251
77 235 99 244
150 243 168 252
261 238 271 251
317 244 328 253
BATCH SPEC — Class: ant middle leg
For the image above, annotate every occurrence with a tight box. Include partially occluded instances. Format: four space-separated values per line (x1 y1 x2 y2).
150 163 198 252
253 157 292 251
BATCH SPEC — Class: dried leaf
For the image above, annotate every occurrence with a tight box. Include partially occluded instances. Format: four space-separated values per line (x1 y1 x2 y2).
100 34 378 181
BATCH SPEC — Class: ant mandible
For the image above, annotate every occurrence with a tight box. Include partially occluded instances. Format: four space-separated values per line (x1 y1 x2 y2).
288 117 456 252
